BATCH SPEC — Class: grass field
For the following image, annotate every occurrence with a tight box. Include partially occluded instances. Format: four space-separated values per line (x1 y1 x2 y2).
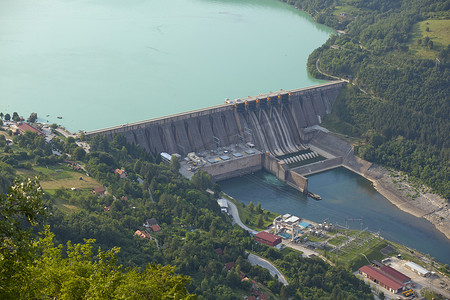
409 19 450 59
18 164 100 191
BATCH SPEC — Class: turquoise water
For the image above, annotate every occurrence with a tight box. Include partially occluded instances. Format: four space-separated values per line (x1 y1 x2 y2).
0 0 333 132
220 168 450 265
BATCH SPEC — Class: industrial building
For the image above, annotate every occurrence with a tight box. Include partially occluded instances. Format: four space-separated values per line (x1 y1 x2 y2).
254 231 282 248
273 214 303 241
380 265 411 284
405 261 431 277
359 265 406 294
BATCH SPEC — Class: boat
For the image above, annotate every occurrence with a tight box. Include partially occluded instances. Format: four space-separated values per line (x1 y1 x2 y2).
307 191 322 201
57 116 62 119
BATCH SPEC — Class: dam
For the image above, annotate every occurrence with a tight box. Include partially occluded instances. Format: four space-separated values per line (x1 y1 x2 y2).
87 81 349 192
87 81 345 155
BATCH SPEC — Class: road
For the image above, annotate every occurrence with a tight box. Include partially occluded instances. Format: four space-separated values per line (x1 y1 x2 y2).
225 199 258 235
247 252 288 286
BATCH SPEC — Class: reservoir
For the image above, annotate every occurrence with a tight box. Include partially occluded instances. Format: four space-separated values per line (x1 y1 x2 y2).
0 0 333 132
220 167 450 265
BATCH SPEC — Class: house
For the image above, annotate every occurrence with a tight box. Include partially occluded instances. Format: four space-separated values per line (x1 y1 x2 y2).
145 218 158 227
104 206 111 212
149 224 161 233
92 187 105 196
224 262 235 271
359 265 405 294
134 230 150 239
114 169 128 179
254 231 282 247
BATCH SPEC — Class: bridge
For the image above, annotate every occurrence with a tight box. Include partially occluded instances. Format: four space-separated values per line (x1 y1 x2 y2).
86 80 346 157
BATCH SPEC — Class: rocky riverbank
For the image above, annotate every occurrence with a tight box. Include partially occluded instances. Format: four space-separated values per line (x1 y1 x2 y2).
364 165 450 240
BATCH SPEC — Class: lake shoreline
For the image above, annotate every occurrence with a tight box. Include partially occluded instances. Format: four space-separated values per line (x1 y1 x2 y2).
355 163 450 240
310 131 450 241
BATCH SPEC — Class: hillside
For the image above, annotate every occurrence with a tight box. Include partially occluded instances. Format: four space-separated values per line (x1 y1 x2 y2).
283 0 449 199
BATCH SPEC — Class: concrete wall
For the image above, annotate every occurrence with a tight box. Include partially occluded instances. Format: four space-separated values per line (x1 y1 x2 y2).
262 154 288 181
286 170 308 193
202 154 263 182
86 81 346 157
291 157 343 176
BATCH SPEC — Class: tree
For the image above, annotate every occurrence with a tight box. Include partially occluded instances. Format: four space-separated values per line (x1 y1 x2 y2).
1 179 195 299
0 112 3 119
4 113 10 121
256 214 264 228
249 201 254 213
28 112 37 123
170 155 180 172
0 178 48 297
0 119 2 127
12 112 20 122
72 147 86 161
256 202 262 213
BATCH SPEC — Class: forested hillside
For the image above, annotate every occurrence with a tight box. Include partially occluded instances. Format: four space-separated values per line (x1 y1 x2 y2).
1 129 374 299
282 0 449 198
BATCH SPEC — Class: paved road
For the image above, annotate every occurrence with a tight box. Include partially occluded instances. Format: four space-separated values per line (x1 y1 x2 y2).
247 252 288 286
225 199 258 235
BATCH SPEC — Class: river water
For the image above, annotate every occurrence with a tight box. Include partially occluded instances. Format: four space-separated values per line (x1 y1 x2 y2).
220 168 450 265
0 0 332 132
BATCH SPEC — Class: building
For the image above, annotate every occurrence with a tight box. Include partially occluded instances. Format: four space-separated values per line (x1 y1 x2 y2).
134 230 150 239
161 152 172 164
217 199 228 213
359 265 405 294
405 261 431 277
114 169 128 179
149 224 161 233
92 187 105 196
273 214 303 241
380 265 411 284
254 231 282 247
224 262 235 271
17 123 43 136
145 218 158 227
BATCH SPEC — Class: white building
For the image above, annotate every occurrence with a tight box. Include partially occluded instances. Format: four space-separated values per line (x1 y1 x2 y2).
405 261 431 277
217 199 228 213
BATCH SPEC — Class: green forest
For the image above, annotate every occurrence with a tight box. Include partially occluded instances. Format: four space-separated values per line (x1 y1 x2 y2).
0 131 374 299
281 0 449 199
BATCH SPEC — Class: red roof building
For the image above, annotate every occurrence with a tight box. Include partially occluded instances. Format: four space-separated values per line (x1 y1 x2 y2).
114 169 128 179
254 231 282 247
17 123 43 136
359 265 405 294
224 262 235 271
215 248 223 256
380 265 411 284
150 224 161 232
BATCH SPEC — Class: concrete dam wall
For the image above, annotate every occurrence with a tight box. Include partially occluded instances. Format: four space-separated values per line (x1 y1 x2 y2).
86 81 345 156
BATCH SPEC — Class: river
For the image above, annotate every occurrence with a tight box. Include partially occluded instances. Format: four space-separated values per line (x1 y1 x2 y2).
0 0 333 132
220 167 450 265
